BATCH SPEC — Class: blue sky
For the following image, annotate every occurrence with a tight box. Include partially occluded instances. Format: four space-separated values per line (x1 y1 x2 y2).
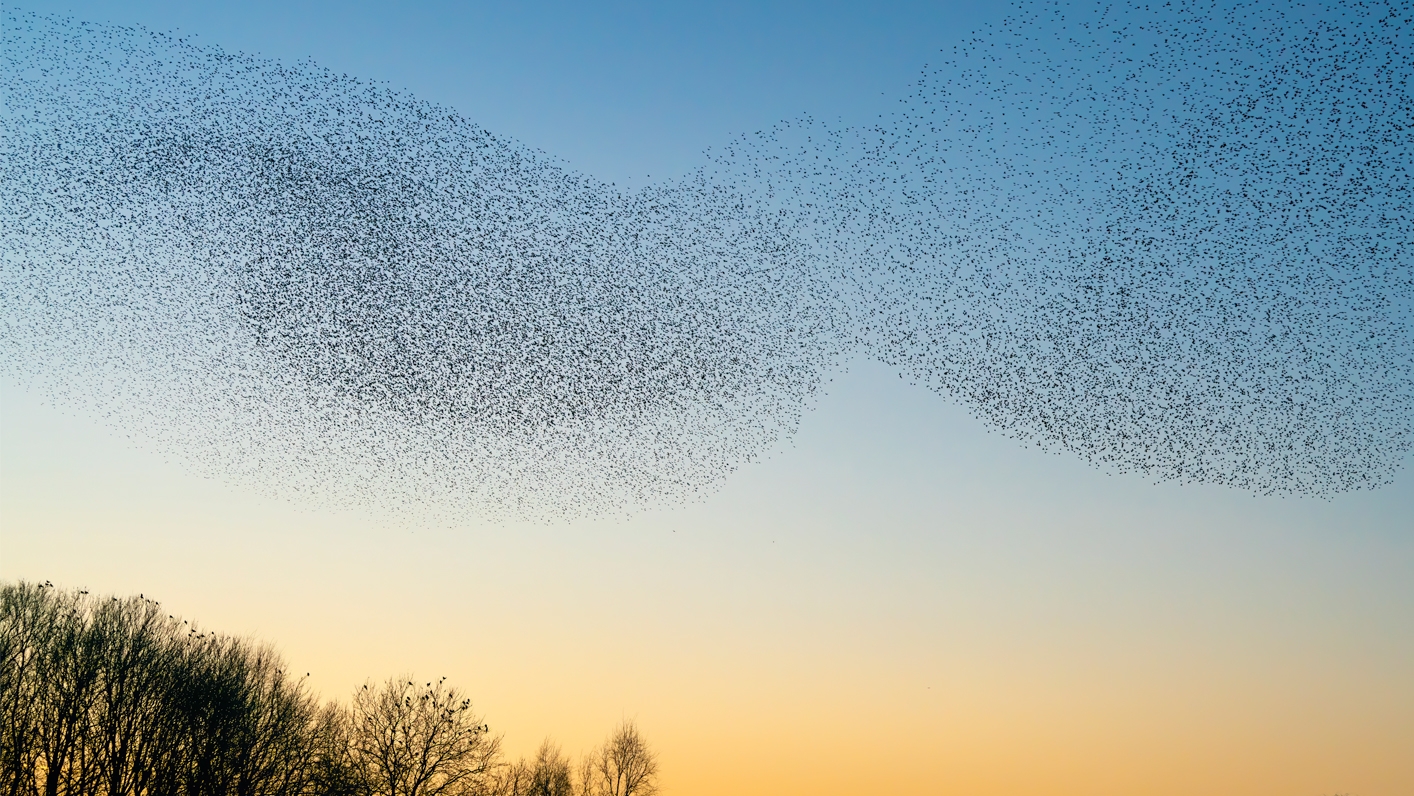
3 2 1412 794
24 0 993 187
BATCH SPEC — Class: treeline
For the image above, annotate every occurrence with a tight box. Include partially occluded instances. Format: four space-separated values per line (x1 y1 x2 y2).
0 582 657 796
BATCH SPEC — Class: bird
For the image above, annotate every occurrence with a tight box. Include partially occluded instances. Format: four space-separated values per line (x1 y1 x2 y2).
1 0 1408 521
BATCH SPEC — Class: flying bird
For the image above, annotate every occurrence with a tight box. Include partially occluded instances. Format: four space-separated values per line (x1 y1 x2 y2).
1 0 1408 520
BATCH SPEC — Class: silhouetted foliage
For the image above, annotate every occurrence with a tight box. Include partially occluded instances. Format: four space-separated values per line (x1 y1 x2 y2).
0 583 659 796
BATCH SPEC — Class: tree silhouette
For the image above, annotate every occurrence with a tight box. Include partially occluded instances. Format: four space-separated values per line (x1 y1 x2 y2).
346 677 500 796
1 583 324 796
582 723 657 796
525 741 573 796
0 582 661 796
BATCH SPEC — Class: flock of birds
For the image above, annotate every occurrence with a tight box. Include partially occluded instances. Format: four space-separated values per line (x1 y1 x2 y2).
2 0 1410 520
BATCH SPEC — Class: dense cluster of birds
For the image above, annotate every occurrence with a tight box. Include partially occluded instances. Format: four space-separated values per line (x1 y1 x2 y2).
3 1 1410 519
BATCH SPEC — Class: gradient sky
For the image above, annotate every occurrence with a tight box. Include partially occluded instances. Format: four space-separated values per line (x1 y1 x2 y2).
2 2 1412 795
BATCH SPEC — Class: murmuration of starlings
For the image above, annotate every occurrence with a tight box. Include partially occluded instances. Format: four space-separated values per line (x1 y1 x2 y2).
3 0 1411 520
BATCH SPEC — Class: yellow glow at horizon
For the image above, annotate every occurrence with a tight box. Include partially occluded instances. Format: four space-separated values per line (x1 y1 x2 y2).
3 362 1411 796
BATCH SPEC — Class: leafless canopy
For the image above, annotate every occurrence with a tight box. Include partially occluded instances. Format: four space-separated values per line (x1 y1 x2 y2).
582 722 658 796
346 677 501 796
1 581 662 796
0 581 321 796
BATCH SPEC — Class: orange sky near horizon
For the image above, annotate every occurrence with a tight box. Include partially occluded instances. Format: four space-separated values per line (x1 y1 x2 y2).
4 361 1411 796
3 2 1412 791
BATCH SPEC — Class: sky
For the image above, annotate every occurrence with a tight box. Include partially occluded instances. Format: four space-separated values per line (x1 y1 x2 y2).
2 2 1413 795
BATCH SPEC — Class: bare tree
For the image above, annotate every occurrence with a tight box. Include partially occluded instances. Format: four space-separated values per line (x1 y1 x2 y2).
488 759 531 796
574 758 593 796
347 677 501 796
581 723 657 796
1 582 62 796
488 739 574 796
85 595 182 796
309 702 361 796
524 741 572 796
174 637 320 796
4 583 618 796
1 582 326 796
